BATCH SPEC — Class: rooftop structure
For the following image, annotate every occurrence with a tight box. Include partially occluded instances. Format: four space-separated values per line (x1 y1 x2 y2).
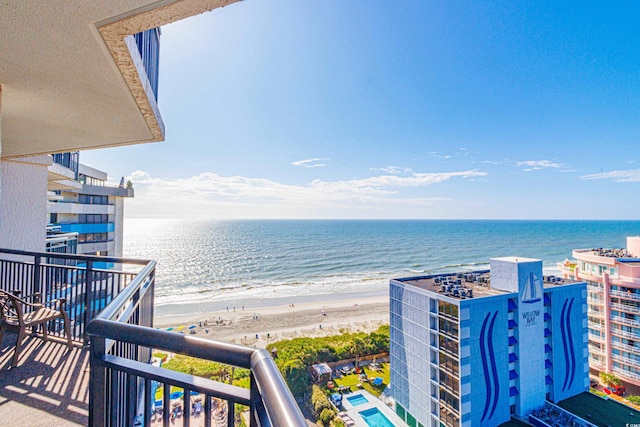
559 236 640 388
390 257 589 427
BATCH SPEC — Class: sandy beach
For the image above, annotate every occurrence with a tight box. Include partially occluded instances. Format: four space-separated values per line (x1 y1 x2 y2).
154 295 390 347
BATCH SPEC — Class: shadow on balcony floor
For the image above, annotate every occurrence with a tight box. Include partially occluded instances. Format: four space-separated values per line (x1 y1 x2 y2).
0 333 88 427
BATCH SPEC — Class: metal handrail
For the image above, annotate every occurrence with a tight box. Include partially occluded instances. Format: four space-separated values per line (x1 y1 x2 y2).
0 247 150 266
88 319 306 427
610 315 640 328
610 290 640 301
611 302 640 315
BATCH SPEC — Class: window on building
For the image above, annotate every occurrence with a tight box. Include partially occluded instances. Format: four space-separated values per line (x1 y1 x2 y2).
439 318 459 338
439 352 459 377
438 301 459 319
78 194 109 205
439 368 460 394
78 214 109 224
439 334 458 355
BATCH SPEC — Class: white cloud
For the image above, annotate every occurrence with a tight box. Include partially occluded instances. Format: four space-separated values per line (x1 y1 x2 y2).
516 160 565 171
125 169 487 218
291 158 329 168
579 168 640 182
428 152 452 159
369 166 413 175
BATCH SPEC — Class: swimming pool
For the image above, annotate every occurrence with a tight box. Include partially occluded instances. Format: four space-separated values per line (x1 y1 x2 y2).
346 394 369 406
359 407 395 427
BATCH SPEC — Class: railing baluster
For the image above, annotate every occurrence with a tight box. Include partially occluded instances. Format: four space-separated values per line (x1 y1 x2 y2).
84 260 94 344
227 399 235 427
127 372 137 426
163 382 170 427
184 388 191 427
144 378 152 427
205 395 212 427
33 254 41 296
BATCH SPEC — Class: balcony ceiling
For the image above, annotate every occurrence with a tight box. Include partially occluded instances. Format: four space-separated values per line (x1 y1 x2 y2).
0 0 239 159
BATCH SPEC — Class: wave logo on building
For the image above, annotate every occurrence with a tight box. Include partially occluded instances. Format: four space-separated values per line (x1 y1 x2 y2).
480 310 499 422
560 297 576 391
521 271 542 304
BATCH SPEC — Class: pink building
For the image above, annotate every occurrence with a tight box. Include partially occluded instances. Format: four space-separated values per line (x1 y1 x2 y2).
559 236 640 387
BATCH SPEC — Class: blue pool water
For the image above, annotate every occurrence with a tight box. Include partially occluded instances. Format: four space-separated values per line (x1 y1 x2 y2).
359 407 395 427
346 394 369 406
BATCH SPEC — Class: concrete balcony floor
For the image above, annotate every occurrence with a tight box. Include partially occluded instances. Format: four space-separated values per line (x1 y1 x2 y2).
0 332 88 426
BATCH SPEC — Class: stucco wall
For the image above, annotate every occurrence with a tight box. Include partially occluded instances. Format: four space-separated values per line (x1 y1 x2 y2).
0 157 50 251
113 196 125 257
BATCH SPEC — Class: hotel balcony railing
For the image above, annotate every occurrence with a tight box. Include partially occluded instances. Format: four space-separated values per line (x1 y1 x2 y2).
610 290 640 301
52 151 80 180
612 366 640 381
611 354 640 370
588 344 606 355
609 328 640 341
611 341 640 355
611 302 640 316
0 248 145 343
0 248 305 427
587 321 604 331
588 331 606 343
610 315 640 328
589 357 606 369
587 297 604 305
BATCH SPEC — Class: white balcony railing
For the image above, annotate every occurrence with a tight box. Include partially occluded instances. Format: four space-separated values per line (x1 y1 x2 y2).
610 328 640 341
610 315 640 328
610 290 640 301
611 302 640 316
612 366 640 381
611 341 640 355
611 354 640 370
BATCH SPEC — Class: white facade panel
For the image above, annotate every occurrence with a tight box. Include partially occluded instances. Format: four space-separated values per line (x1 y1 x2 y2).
48 202 114 215
0 158 49 251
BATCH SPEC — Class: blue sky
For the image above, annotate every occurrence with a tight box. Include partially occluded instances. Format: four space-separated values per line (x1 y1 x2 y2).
83 1 640 219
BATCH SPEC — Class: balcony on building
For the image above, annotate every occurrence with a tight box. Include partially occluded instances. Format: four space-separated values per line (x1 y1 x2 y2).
0 248 305 426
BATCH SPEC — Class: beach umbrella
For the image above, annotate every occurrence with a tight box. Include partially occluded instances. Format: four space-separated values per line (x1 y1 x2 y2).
166 327 174 331
188 325 196 329
170 391 184 400
176 325 185 331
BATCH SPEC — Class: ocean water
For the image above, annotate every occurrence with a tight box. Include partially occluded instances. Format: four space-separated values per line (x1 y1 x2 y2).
123 219 640 314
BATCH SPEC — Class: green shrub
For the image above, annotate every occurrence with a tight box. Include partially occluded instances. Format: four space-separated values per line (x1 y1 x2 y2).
152 351 168 362
161 355 249 385
319 408 335 426
311 385 332 415
628 395 640 405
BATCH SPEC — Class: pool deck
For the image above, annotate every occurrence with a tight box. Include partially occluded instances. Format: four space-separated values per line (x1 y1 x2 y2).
339 390 406 427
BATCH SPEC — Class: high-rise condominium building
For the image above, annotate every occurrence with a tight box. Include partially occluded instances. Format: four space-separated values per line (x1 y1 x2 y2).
559 236 640 388
390 257 588 427
47 152 133 262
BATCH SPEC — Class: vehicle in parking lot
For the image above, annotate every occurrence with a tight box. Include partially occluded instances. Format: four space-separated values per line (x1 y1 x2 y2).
603 385 625 396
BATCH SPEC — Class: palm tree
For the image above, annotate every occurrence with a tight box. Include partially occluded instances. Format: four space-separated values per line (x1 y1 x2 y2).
600 372 621 387
350 337 366 373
